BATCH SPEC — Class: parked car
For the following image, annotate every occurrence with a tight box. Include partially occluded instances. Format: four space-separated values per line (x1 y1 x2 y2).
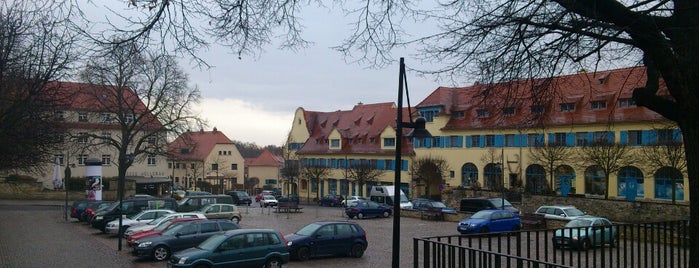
277 194 300 204
456 209 522 234
552 216 618 250
260 195 278 207
318 194 345 207
345 200 392 219
412 198 458 214
535 205 587 221
341 196 366 207
70 200 93 221
124 212 207 238
197 204 241 224
127 218 205 247
105 209 175 236
225 190 252 206
185 191 211 197
81 201 114 223
91 198 178 232
459 197 521 214
284 221 367 261
176 194 234 212
132 219 240 261
128 194 155 199
172 190 187 200
169 229 290 268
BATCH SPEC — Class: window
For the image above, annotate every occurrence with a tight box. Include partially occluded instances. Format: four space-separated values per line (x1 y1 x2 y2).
476 109 489 118
78 133 88 144
147 136 157 144
591 100 607 110
575 132 589 146
231 164 238 170
78 112 88 122
420 110 439 122
383 138 395 147
101 131 110 139
594 131 611 142
100 113 111 123
452 111 465 118
657 129 675 144
102 155 111 165
471 136 481 147
552 132 566 146
450 136 461 148
54 111 65 121
505 134 515 147
78 154 88 165
627 130 643 146
560 103 575 112
619 98 636 108
211 163 218 171
502 107 515 116
147 155 156 165
327 139 339 148
527 134 543 147
124 114 134 124
54 154 65 165
485 135 495 147
530 105 544 115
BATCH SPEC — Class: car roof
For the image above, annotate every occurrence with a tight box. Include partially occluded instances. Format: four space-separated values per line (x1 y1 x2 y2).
169 217 204 223
224 229 278 235
538 205 578 209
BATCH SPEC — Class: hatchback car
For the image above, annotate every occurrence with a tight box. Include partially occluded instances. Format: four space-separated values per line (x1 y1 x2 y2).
552 216 618 250
105 209 174 235
132 219 240 261
127 218 205 247
341 196 366 207
260 195 278 207
284 221 367 261
197 204 241 224
412 198 458 214
535 205 586 221
169 229 290 268
318 194 345 207
124 212 207 238
457 209 522 234
345 200 392 219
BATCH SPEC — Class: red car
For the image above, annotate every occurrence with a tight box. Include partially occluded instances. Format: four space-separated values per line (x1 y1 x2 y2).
126 218 204 247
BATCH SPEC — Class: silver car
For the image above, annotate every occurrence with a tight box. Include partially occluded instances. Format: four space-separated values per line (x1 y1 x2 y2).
105 209 174 235
123 212 207 238
535 205 587 221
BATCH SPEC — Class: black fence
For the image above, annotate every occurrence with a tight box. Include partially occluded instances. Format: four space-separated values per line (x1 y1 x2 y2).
414 220 688 268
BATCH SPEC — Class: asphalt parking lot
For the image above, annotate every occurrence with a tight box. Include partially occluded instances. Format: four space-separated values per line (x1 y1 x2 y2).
0 200 457 268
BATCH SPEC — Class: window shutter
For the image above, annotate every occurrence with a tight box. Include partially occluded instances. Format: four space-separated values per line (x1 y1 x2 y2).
566 133 575 147
619 131 628 145
465 135 471 148
495 135 504 147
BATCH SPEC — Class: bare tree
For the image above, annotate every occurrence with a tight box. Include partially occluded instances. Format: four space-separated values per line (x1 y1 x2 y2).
299 158 331 201
637 127 687 203
528 140 574 193
345 159 386 195
410 156 450 198
575 140 634 199
280 132 300 196
0 1 79 173
77 43 202 201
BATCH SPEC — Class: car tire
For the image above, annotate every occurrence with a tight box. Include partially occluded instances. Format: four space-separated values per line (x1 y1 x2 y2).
357 212 365 219
152 245 170 261
263 257 283 268
383 211 390 218
231 216 240 224
297 246 311 261
351 243 365 258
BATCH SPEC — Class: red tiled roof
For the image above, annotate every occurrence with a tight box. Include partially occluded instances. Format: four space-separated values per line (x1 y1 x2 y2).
168 129 234 161
297 102 415 156
246 149 283 167
417 67 668 130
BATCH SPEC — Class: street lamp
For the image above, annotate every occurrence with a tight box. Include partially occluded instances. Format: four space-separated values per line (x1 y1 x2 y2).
393 57 432 268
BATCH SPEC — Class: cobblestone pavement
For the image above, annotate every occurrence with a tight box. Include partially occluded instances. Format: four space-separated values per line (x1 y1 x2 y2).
0 199 458 268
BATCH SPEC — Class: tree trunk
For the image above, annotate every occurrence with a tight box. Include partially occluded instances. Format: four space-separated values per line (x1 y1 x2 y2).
681 122 699 268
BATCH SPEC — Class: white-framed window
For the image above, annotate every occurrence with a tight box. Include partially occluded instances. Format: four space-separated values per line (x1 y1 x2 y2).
383 138 396 147
591 100 607 110
78 154 88 165
477 109 489 118
330 139 340 148
124 114 134 124
231 164 238 170
100 113 111 123
77 133 89 144
560 103 575 112
619 98 637 108
147 155 156 165
78 112 89 122
502 107 515 116
101 131 110 139
530 105 544 115
54 111 65 121
102 155 111 165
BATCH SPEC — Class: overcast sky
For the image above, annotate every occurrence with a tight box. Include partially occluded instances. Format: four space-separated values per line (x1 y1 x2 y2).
185 5 441 147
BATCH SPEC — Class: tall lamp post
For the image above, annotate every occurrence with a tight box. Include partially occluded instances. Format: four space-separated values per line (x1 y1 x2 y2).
393 57 432 268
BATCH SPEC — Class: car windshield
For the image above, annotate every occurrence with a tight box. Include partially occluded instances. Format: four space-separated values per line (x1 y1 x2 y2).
295 223 322 236
399 194 410 203
148 215 172 226
128 211 148 220
198 234 227 251
430 201 447 208
470 211 491 219
263 196 275 200
563 208 585 217
198 205 213 212
162 223 188 236
566 219 593 228
489 198 513 207
154 220 176 231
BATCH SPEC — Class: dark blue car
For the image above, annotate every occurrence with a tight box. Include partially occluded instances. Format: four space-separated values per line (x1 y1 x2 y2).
345 200 392 219
457 209 521 234
412 198 458 214
284 221 367 261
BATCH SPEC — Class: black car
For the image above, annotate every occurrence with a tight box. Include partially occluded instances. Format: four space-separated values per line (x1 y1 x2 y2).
226 190 252 206
284 221 367 261
318 194 345 207
132 219 240 261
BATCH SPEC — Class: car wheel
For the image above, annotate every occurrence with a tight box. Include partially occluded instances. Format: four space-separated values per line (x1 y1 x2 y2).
579 239 591 251
609 237 617 248
383 211 390 218
263 257 283 268
231 216 240 224
357 213 365 219
152 245 170 261
480 227 489 234
297 246 311 261
351 243 365 258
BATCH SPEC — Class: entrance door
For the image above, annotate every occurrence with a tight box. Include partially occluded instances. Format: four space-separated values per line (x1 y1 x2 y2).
560 175 572 197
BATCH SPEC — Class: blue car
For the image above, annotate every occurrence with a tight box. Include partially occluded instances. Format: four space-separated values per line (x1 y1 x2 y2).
412 198 458 214
284 221 367 261
345 200 392 219
457 209 521 234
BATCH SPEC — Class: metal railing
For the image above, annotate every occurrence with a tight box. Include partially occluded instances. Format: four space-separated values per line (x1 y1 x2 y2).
414 220 689 268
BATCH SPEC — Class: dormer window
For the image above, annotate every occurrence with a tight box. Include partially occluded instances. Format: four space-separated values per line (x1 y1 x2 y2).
502 107 515 116
383 138 396 147
619 98 636 108
452 111 465 118
476 109 489 118
530 105 544 114
560 103 575 112
591 100 607 110
330 139 340 148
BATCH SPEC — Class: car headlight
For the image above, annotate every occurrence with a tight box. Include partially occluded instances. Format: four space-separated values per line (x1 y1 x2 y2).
287 241 293 247
137 241 152 248
95 216 103 220
177 257 188 264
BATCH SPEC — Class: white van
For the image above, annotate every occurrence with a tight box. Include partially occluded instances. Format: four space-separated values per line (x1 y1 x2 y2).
369 185 413 209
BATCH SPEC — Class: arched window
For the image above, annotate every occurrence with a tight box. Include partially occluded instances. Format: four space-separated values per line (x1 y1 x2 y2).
617 166 644 197
654 167 684 200
484 163 503 189
461 163 478 188
525 164 546 194
584 166 605 195
554 165 576 194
